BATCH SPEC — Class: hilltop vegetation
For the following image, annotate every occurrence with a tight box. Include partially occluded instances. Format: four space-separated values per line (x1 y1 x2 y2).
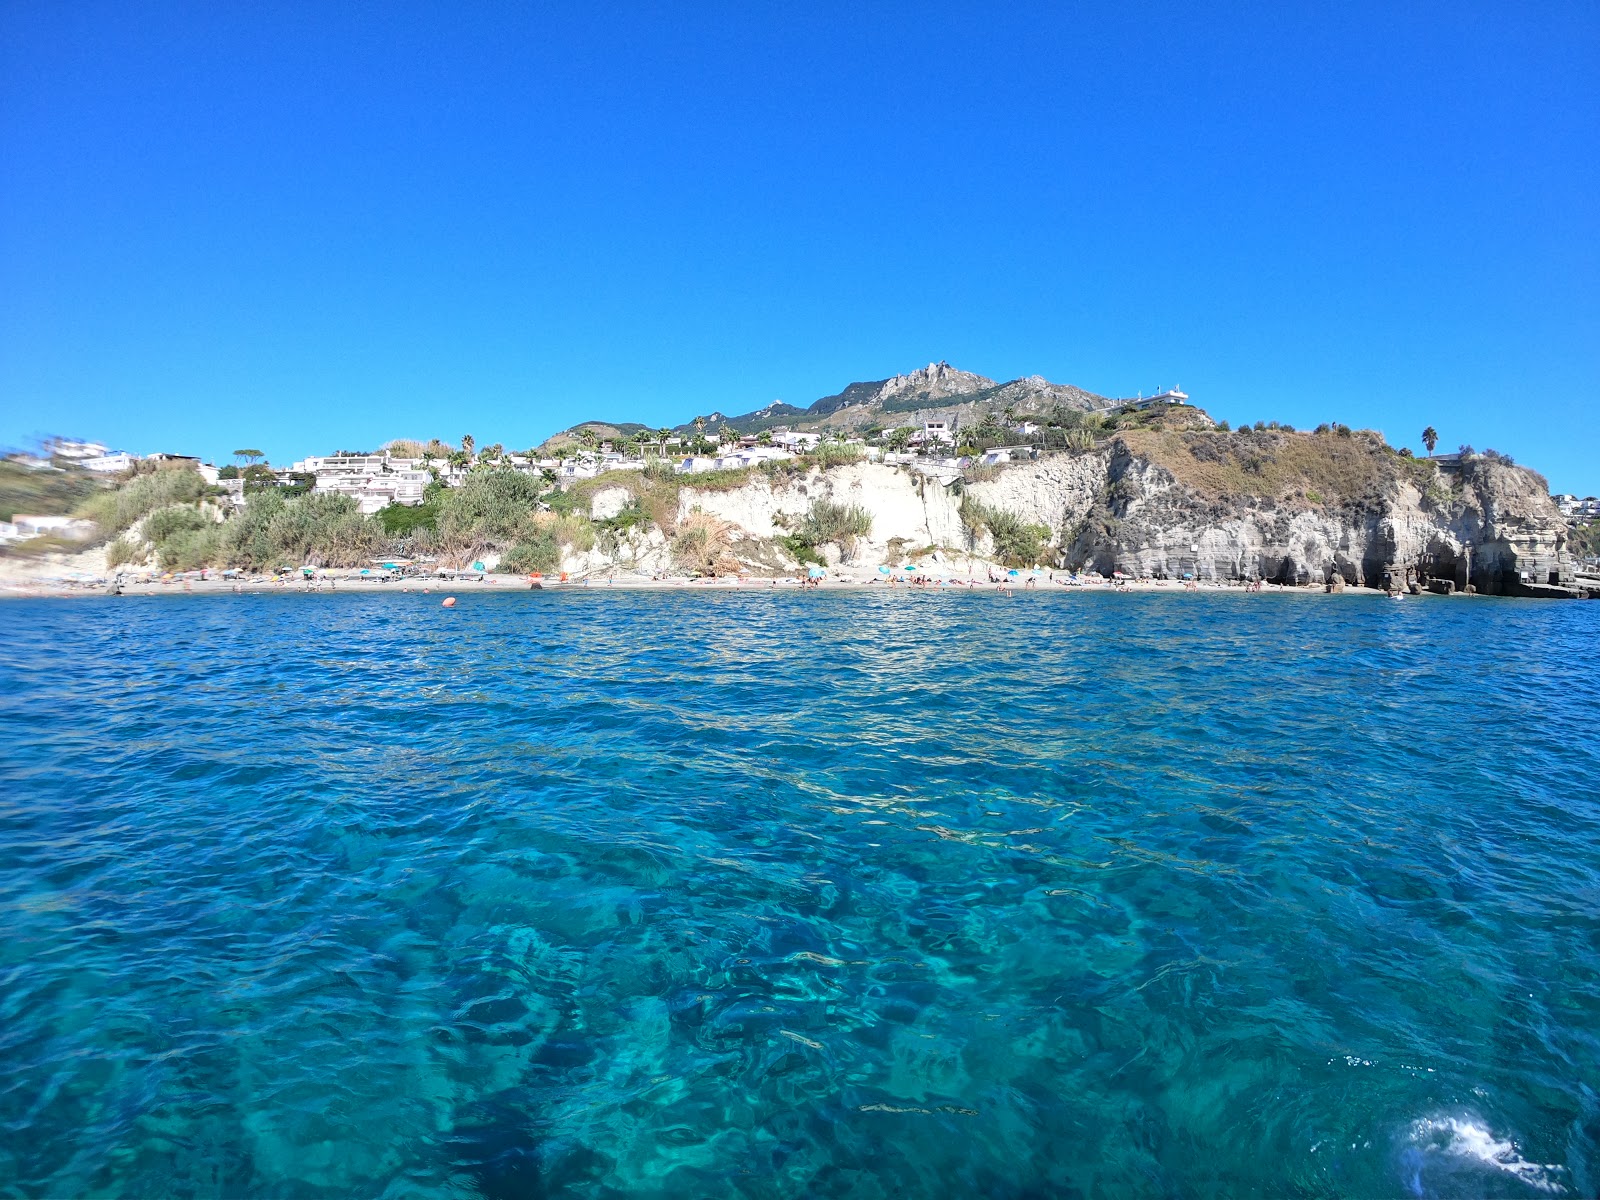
0 459 104 522
1117 423 1438 512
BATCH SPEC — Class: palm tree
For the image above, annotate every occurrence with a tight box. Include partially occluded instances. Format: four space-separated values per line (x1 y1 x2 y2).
579 428 599 454
461 434 475 460
657 428 671 457
1422 427 1438 455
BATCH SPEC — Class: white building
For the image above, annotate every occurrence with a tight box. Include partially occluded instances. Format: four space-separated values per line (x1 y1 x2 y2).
558 459 600 481
81 452 139 474
917 421 955 446
296 453 431 513
773 431 821 452
1554 494 1600 522
678 447 795 473
980 446 1037 466
313 469 430 514
46 439 110 460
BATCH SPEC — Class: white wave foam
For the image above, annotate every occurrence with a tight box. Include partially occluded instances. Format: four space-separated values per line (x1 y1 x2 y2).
1407 1115 1566 1194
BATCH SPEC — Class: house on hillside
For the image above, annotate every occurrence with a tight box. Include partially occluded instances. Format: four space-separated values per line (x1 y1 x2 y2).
80 452 139 474
773 430 820 452
300 452 431 513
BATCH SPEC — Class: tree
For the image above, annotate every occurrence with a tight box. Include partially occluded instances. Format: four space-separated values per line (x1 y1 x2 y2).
657 428 671 457
1422 427 1438 455
233 448 265 467
579 428 599 453
461 434 475 459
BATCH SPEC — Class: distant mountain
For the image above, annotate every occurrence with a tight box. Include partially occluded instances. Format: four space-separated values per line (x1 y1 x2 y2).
677 362 1110 435
542 362 1114 448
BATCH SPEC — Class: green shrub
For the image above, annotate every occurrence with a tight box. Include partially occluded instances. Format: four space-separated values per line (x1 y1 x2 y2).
105 537 142 568
157 524 223 571
377 502 438 536
778 533 824 565
437 469 544 545
811 442 863 469
500 528 560 573
960 496 1050 566
798 500 871 545
779 499 872 562
143 504 209 543
77 466 207 536
258 493 382 567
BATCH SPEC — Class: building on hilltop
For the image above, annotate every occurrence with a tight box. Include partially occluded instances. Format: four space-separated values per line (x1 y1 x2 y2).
294 452 431 514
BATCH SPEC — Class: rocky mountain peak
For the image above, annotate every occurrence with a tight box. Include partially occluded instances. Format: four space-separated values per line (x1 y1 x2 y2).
879 362 994 402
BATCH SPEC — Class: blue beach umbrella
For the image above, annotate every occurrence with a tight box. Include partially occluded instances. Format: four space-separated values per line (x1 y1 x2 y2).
877 566 891 575
808 566 826 578
1008 569 1019 576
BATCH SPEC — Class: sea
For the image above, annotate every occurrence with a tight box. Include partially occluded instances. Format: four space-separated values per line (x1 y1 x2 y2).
2 589 1597 1198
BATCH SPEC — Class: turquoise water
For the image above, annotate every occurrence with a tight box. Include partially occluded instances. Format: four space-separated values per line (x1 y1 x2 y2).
2 591 1597 1198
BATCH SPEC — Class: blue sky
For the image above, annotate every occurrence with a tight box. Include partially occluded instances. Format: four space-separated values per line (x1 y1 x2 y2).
2 2 1596 491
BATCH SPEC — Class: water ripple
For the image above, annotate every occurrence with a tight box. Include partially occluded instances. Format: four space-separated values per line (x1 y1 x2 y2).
1 590 1597 1197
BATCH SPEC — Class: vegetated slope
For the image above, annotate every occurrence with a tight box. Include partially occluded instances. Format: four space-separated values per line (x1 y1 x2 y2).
539 362 1115 448
73 398 1574 597
0 460 105 523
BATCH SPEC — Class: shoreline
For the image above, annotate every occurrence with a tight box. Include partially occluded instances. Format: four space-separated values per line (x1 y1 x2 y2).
0 570 1455 601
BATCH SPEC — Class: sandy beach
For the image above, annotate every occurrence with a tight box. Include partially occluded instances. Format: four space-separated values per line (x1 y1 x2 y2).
0 560 1404 600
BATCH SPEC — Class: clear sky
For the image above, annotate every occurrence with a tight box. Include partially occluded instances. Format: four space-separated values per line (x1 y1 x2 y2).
2 2 1596 491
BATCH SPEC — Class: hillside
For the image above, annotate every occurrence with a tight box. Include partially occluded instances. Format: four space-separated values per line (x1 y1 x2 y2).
541 361 1115 448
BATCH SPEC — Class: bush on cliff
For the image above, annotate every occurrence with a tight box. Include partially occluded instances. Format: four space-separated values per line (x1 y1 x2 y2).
78 465 208 537
960 497 1050 566
671 510 738 574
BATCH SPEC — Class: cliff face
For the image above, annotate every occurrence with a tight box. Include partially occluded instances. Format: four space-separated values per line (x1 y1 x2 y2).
659 437 1570 592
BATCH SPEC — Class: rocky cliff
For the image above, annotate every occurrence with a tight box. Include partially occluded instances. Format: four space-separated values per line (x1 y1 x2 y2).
578 428 1571 593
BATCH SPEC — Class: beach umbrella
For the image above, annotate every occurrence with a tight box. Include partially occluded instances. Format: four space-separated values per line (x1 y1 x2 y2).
807 566 826 578
472 560 486 573
902 564 914 572
1008 569 1019 576
877 566 890 574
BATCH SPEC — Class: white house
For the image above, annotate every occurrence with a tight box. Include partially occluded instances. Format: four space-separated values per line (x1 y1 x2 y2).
80 452 139 474
773 431 821 451
980 446 1037 466
300 453 432 513
47 439 110 460
313 469 430 514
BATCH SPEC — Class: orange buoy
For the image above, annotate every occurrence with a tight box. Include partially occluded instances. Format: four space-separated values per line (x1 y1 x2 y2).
442 596 457 608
